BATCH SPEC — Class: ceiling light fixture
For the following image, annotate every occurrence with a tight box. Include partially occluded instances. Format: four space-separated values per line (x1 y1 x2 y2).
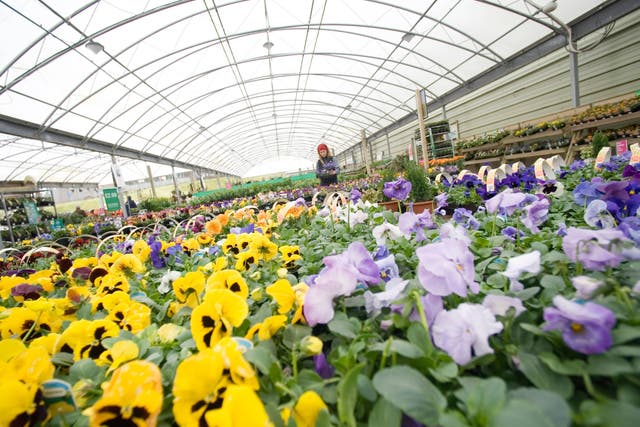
401 32 414 43
541 0 557 13
263 41 274 50
85 40 104 54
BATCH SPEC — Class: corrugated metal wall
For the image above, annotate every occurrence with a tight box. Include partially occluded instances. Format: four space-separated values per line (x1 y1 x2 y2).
338 8 640 169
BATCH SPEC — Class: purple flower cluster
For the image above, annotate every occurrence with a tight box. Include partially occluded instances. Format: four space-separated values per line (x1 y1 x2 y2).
303 242 380 326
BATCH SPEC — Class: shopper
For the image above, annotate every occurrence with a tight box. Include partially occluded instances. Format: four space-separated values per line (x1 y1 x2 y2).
315 143 340 186
124 195 137 216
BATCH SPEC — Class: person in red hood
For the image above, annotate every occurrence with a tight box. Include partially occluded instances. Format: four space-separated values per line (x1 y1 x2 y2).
315 143 340 186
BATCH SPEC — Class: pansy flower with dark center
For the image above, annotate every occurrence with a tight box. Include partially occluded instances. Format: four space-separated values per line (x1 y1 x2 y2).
172 271 205 306
172 349 230 425
191 289 248 351
249 233 278 261
206 269 248 299
10 283 43 301
0 306 61 340
57 318 119 361
1 346 53 427
89 360 163 427
234 249 259 272
96 272 130 296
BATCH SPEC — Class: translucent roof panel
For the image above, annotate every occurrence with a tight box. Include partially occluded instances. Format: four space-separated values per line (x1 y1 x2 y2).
0 0 609 183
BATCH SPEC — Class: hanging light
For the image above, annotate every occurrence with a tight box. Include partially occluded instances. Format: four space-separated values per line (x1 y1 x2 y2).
263 41 274 50
401 32 414 43
85 40 104 54
541 0 558 13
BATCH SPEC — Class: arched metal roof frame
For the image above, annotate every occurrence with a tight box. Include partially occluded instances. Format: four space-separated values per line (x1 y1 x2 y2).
24 7 505 138
45 27 473 153
0 0 631 184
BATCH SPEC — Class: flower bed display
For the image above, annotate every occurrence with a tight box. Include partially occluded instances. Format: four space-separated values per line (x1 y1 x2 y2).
1 153 639 427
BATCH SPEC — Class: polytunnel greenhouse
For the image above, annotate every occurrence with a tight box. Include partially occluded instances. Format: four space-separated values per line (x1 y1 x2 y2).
1 0 640 426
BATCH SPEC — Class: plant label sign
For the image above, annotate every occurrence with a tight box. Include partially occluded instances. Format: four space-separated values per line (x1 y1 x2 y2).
630 143 640 166
594 147 611 170
103 188 121 212
616 139 628 155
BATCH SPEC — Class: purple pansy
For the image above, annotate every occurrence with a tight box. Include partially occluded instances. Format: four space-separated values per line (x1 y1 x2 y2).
323 241 381 286
383 178 412 201
313 352 335 379
521 195 549 233
584 199 616 229
303 263 358 326
416 238 479 297
562 227 630 271
573 179 601 207
485 188 528 216
432 303 503 365
543 295 616 354
618 216 640 245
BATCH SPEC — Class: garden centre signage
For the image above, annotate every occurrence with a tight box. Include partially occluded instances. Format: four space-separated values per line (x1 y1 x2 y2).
616 140 628 155
103 188 121 212
23 200 40 224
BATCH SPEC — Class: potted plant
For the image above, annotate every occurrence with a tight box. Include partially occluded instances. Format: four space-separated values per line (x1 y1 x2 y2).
402 158 436 209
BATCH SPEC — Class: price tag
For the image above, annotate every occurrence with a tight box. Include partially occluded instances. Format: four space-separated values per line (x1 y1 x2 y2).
435 172 452 184
545 154 565 173
616 139 628 155
486 168 506 192
534 158 555 181
456 169 474 180
498 164 513 176
477 165 491 183
594 147 611 170
629 143 640 165
511 162 526 173
42 379 77 414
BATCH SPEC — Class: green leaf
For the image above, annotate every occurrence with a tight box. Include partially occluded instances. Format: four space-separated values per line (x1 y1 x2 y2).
613 324 640 345
490 388 571 427
538 352 586 376
514 287 541 301
315 409 332 427
337 363 364 427
486 273 508 289
328 313 359 339
519 323 544 335
517 351 574 398
357 374 378 402
529 242 549 254
370 339 424 359
244 346 278 376
540 275 565 291
579 400 640 427
373 366 446 426
68 358 101 381
541 250 568 264
429 361 458 383
439 410 472 427
368 398 402 427
407 322 431 351
455 377 506 425
281 323 313 350
609 345 640 357
587 355 635 376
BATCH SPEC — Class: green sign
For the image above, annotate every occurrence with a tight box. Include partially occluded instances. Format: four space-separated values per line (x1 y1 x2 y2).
103 188 121 212
51 218 64 231
23 200 40 224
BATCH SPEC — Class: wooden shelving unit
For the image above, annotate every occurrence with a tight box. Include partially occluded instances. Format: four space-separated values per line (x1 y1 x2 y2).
457 104 640 171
